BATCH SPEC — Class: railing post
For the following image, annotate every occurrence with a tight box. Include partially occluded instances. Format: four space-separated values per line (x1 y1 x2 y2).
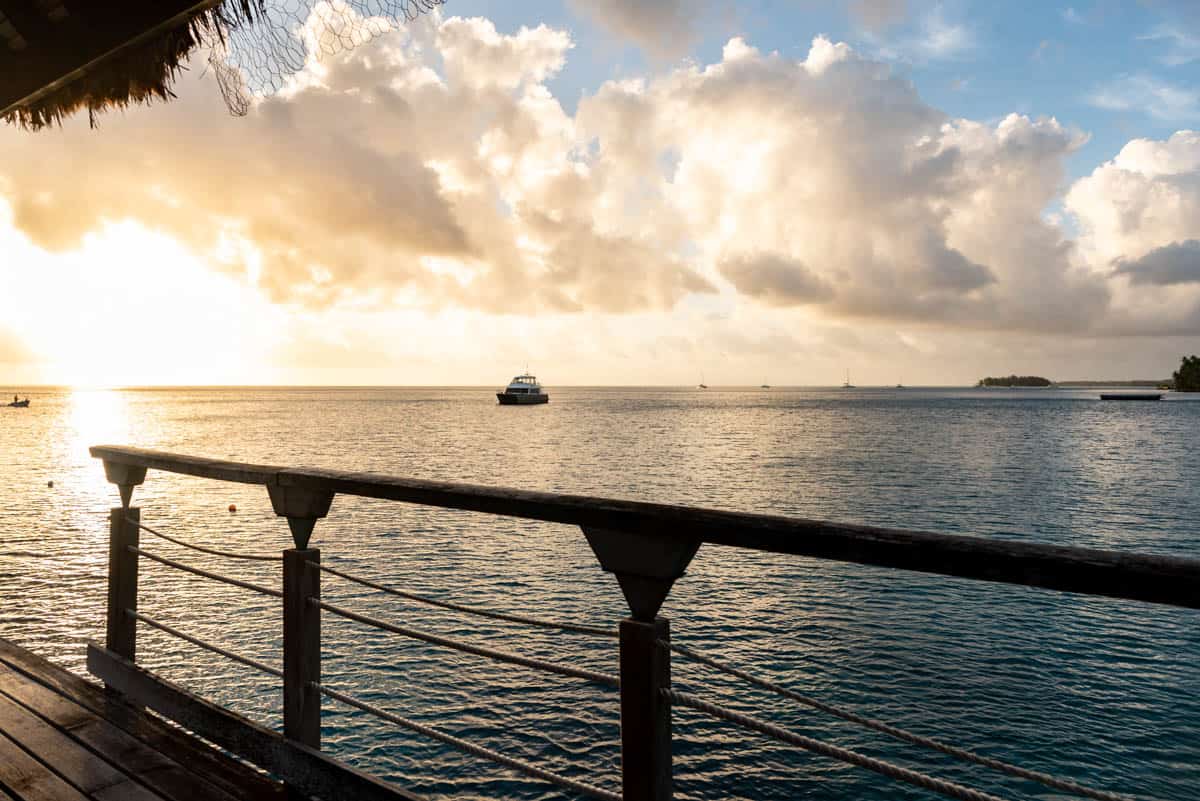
105 506 140 663
271 481 331 761
620 616 672 801
583 527 699 801
283 548 321 749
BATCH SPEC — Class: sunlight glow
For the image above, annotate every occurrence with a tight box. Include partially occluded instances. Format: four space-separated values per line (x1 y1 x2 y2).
0 216 282 386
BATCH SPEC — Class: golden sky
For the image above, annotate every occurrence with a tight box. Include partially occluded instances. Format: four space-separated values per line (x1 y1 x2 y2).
1 8 1198 386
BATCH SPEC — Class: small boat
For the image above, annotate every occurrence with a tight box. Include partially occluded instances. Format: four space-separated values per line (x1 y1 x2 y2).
7 398 29 408
497 374 549 405
1099 393 1163 401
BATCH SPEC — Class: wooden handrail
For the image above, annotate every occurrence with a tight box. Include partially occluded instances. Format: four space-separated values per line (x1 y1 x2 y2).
90 445 1200 609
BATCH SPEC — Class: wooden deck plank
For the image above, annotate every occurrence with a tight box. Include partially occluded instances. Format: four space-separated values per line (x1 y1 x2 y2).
0 641 281 801
88 644 423 801
0 689 165 801
0 729 91 801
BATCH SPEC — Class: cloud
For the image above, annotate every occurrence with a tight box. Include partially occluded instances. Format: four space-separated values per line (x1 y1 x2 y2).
1113 240 1200 285
1139 25 1200 66
0 12 711 314
567 0 701 58
871 7 977 63
2 12 1196 346
575 36 1101 331
1065 130 1200 334
718 252 835 305
1066 130 1200 264
1087 74 1200 121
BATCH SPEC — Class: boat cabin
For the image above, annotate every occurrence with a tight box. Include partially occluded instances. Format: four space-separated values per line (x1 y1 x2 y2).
504 375 542 394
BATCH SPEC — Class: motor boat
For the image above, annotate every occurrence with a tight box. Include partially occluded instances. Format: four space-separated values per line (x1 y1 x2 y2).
497 374 549 405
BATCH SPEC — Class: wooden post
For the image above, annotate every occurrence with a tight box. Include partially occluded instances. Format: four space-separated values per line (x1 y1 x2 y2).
583 527 695 801
105 506 140 662
620 617 672 801
283 548 321 749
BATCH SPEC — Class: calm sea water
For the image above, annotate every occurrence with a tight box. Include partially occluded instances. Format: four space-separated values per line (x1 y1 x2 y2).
0 386 1197 800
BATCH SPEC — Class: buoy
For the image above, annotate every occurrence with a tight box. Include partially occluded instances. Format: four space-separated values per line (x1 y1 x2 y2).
47 480 54 488
228 504 237 513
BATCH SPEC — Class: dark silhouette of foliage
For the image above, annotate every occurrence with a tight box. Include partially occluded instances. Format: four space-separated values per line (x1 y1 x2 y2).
977 375 1052 387
1173 355 1200 392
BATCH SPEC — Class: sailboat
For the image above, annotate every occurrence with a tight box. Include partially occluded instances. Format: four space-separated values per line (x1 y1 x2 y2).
842 370 855 389
698 372 708 389
760 379 770 389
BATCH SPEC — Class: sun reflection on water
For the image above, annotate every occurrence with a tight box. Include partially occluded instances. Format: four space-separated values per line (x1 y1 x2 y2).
62 388 136 527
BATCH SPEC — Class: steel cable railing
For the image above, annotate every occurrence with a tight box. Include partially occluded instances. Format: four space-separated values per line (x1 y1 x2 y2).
313 598 620 688
666 641 1137 801
311 561 1139 801
123 531 1141 801
129 545 282 599
130 609 282 678
113 520 1147 801
313 560 616 638
314 681 622 801
125 514 282 562
668 688 1011 801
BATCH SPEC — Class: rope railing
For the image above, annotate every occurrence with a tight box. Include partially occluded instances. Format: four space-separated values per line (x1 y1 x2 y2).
129 545 283 599
313 598 620 688
313 560 616 638
130 610 282 679
666 642 1137 801
667 688 1010 801
125 514 282 562
315 681 622 801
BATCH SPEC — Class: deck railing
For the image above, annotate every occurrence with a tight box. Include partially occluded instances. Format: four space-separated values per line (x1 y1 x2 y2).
88 445 1200 801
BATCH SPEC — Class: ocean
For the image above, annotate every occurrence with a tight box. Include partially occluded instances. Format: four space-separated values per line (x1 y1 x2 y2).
0 386 1196 800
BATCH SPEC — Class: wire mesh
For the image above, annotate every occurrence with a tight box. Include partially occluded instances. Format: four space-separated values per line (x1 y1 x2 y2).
204 0 446 115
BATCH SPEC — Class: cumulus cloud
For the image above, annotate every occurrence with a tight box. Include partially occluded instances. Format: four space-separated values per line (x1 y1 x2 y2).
0 13 710 314
1066 131 1200 264
2 11 1197 343
577 35 1103 331
1066 130 1200 334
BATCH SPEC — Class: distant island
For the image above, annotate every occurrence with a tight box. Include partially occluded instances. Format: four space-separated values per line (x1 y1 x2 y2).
977 375 1051 387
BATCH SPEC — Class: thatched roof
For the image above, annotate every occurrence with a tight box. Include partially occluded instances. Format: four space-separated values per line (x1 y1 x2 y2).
0 1 262 129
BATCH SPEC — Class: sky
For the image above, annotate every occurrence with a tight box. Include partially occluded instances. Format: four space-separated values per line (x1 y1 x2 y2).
1 0 1199 387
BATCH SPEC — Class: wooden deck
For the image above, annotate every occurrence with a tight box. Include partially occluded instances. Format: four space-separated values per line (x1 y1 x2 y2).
0 638 282 801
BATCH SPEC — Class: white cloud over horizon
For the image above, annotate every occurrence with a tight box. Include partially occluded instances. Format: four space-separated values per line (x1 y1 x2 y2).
1 10 1199 385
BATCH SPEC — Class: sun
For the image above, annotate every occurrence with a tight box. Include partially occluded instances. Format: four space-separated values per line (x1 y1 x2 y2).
2 218 282 387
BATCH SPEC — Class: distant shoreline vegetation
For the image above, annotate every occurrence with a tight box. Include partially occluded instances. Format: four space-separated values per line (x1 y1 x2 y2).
1173 355 1200 392
977 375 1052 387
